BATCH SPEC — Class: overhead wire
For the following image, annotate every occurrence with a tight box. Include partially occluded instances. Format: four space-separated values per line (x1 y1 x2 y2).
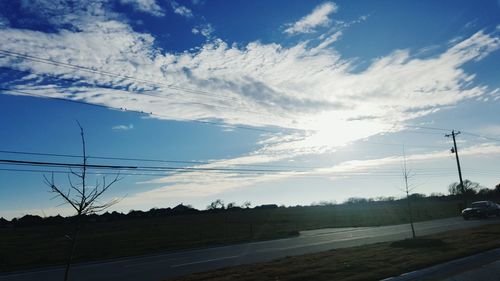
1 54 475 137
2 50 500 181
0 49 241 103
0 67 270 118
0 52 295 133
0 88 279 133
0 166 482 179
0 159 297 173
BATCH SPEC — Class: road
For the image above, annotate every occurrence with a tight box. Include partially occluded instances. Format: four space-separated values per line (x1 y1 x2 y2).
1 217 498 281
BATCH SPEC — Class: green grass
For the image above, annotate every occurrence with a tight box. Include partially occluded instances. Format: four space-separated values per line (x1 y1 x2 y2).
167 223 500 281
0 199 462 272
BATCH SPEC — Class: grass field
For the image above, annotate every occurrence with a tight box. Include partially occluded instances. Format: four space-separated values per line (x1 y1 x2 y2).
167 223 500 281
0 199 462 271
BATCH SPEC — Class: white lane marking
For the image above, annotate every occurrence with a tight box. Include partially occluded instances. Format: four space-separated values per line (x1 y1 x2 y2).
171 255 239 268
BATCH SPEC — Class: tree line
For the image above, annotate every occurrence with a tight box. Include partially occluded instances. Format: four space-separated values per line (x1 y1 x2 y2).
2 181 499 228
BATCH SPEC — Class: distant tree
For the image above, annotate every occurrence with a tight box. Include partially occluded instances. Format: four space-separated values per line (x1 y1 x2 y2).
318 200 336 206
477 188 492 196
226 202 238 209
242 201 252 209
17 215 43 226
172 203 195 213
448 180 481 197
207 199 225 210
254 204 278 209
45 123 122 281
448 179 483 208
0 217 9 227
429 192 444 197
408 193 426 199
495 184 500 195
345 197 368 204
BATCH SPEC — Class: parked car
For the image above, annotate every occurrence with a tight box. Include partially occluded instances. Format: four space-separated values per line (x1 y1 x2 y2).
461 201 500 220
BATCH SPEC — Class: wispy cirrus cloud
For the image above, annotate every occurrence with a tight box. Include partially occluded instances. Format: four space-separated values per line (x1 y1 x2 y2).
112 124 134 131
284 2 338 34
1 0 500 210
119 0 165 16
171 1 193 18
1 22 498 158
192 23 214 39
118 142 500 209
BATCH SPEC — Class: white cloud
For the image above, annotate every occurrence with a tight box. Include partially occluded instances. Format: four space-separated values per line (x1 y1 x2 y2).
120 0 165 16
191 23 214 39
1 26 498 159
118 142 500 208
472 125 500 137
112 124 134 131
17 0 110 28
171 1 193 18
1 1 500 210
284 2 338 34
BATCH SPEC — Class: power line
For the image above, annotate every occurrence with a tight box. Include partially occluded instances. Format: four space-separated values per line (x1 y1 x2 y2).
461 131 500 142
1 67 270 118
403 125 450 132
0 159 299 173
1 158 491 176
0 88 279 134
0 149 319 169
0 52 296 132
0 167 171 177
2 52 463 137
1 166 481 179
0 87 463 142
0 49 241 103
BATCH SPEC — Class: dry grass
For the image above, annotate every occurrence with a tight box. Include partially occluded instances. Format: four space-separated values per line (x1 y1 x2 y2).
167 223 500 281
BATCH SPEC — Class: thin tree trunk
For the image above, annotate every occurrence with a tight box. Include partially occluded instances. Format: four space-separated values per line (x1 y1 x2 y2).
63 215 82 281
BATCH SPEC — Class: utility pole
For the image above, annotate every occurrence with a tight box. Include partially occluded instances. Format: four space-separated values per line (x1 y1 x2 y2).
445 130 464 190
446 130 467 210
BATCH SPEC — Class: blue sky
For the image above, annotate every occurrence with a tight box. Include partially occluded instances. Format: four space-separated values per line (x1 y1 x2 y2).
0 0 499 219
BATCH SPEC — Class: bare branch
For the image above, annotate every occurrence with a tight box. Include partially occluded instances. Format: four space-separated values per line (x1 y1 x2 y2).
69 167 83 179
44 173 79 212
84 173 122 212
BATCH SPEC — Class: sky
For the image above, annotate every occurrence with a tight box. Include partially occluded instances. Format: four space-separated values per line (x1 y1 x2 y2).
0 0 499 219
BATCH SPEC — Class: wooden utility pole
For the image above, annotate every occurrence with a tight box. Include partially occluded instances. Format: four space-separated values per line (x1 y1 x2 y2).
445 130 464 191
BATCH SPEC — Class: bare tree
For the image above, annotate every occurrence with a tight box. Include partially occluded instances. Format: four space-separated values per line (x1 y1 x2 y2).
44 123 122 281
207 199 225 210
226 202 238 209
242 201 252 209
401 146 416 239
448 179 481 199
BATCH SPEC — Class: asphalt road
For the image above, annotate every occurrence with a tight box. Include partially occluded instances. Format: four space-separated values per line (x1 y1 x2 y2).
1 217 498 281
